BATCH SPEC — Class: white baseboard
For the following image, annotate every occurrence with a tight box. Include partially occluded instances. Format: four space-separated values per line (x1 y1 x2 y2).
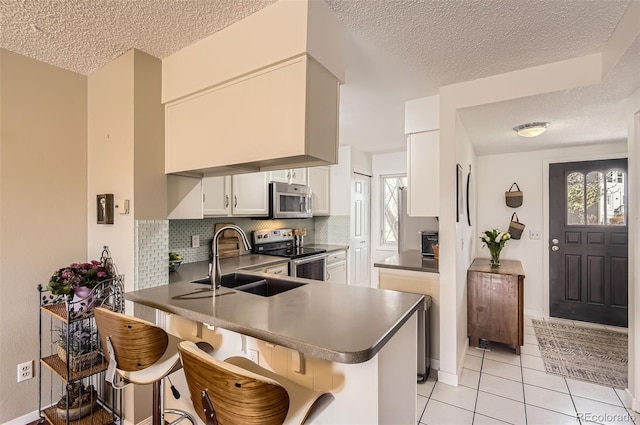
438 369 459 386
2 410 40 425
435 340 468 387
430 357 440 371
626 388 639 413
524 309 546 319
134 417 152 425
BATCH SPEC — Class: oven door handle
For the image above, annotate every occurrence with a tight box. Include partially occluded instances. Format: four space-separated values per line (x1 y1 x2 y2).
291 253 327 266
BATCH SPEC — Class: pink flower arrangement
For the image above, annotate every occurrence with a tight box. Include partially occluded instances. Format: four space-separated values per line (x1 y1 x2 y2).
48 260 113 295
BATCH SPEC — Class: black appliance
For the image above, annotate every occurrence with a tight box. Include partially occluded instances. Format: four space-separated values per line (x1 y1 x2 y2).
421 231 439 257
253 229 327 281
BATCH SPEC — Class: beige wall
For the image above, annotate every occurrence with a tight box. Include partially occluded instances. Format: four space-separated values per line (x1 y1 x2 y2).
88 50 135 293
0 49 87 422
87 48 165 424
133 51 166 220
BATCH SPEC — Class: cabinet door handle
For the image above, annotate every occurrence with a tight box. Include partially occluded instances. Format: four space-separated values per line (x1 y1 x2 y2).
234 196 238 208
225 195 229 208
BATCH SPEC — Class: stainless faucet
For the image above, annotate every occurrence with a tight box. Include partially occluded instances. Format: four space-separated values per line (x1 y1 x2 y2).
210 224 252 289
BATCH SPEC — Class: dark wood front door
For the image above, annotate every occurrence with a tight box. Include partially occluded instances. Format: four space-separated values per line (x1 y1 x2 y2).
549 159 628 327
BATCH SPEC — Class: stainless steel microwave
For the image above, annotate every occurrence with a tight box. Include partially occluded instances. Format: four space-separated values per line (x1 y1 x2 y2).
421 231 439 257
269 182 313 219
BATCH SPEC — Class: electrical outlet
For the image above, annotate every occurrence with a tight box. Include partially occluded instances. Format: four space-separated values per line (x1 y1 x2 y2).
248 349 259 364
17 361 33 382
192 235 200 248
529 230 541 240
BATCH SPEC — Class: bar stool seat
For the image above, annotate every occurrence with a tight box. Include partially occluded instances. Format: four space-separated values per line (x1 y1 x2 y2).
178 341 334 425
94 307 196 425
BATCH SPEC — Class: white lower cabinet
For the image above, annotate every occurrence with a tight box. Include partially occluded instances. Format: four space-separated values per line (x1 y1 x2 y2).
326 250 347 284
243 261 289 275
264 263 288 276
307 166 330 216
202 172 269 217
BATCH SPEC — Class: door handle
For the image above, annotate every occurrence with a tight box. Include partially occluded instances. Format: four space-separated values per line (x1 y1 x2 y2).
551 246 559 252
234 196 238 208
225 195 229 208
552 238 559 245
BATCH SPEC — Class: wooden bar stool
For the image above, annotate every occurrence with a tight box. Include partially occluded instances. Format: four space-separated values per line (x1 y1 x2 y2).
178 341 334 425
93 307 196 425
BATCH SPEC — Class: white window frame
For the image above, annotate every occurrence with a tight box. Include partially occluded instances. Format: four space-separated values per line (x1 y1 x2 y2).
380 174 407 249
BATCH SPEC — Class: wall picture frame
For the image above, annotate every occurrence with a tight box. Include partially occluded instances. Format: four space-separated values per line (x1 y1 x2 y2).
97 194 114 224
466 165 472 226
456 164 464 222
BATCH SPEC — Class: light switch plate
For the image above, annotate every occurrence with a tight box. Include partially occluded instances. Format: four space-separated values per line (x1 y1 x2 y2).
192 235 200 248
529 230 541 240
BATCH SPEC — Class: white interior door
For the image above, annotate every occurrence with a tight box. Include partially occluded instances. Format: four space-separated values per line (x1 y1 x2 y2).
351 173 371 287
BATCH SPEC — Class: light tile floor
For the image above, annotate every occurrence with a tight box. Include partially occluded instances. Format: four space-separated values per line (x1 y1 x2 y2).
416 316 637 425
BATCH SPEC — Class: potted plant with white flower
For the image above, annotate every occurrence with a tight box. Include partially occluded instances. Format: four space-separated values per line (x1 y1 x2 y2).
479 229 511 266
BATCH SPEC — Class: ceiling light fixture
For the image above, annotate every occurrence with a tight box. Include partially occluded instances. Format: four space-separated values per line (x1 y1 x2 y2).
513 122 550 138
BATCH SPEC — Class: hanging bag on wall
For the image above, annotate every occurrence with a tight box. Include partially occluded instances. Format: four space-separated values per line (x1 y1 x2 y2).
508 212 526 240
505 182 523 208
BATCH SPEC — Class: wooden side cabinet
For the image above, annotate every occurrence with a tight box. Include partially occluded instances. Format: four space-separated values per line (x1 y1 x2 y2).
467 258 525 354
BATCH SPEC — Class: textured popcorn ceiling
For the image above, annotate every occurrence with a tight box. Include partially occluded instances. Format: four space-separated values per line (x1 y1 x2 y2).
326 0 631 89
458 34 640 156
0 0 277 75
0 0 636 154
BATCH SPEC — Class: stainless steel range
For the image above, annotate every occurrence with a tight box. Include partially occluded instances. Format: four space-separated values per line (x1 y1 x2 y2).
252 229 327 281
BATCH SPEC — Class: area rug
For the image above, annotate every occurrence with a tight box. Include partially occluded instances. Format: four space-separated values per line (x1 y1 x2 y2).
531 319 627 389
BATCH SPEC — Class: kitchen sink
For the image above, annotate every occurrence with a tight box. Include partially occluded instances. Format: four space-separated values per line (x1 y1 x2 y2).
191 272 306 297
233 279 306 297
191 273 262 288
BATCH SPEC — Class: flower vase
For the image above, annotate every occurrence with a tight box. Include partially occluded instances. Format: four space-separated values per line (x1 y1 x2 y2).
71 287 94 312
489 248 502 267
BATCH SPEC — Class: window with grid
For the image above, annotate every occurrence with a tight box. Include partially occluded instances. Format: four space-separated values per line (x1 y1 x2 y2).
381 175 407 246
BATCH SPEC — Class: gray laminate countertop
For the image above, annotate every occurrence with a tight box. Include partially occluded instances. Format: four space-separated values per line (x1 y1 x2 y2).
170 256 289 284
373 250 439 273
304 244 349 253
129 259 423 364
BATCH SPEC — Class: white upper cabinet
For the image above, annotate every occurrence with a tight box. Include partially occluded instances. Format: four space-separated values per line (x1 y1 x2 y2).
202 176 231 216
202 173 269 217
167 175 203 219
231 172 269 217
407 131 440 217
270 168 307 185
307 166 330 216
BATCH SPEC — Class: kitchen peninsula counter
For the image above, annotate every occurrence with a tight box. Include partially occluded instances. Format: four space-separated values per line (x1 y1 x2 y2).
374 249 439 273
127 269 423 364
